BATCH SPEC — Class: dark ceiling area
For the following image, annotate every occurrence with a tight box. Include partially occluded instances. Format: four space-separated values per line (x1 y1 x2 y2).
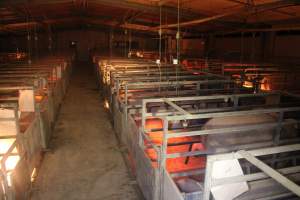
0 0 300 36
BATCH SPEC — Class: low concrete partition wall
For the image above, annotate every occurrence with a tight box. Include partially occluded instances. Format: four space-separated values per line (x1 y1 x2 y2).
52 80 63 114
37 97 52 149
0 107 40 200
113 96 123 141
0 148 32 200
22 115 42 166
0 56 72 200
162 170 184 200
136 145 158 200
124 114 158 200
126 116 139 161
8 156 31 200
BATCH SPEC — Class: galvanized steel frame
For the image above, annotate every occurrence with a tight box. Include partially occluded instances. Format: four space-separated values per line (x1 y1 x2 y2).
140 93 300 200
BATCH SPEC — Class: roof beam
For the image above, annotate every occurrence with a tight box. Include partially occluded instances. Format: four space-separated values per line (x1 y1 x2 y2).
226 0 297 17
89 0 198 20
0 0 74 7
0 16 181 35
9 5 48 29
226 25 300 34
0 0 197 20
158 0 173 6
155 0 300 29
157 11 237 29
0 25 18 34
86 17 181 35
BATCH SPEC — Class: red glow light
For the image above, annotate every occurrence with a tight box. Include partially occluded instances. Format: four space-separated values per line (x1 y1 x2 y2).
145 118 206 173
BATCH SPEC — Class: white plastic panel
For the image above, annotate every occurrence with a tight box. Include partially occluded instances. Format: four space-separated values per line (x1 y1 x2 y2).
0 109 17 136
211 159 249 200
56 66 62 79
19 90 35 112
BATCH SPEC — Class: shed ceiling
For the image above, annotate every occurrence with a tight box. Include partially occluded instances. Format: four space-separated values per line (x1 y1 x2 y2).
0 0 299 35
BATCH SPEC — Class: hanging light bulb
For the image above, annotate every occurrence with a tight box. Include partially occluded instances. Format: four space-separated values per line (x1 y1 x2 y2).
173 59 178 65
181 120 188 128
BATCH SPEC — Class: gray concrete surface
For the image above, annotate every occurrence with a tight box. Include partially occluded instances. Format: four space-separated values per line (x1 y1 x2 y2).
31 63 140 200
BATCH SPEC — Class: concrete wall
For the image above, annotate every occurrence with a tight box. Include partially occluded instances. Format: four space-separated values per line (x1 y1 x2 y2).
52 30 165 60
214 36 262 61
0 29 159 61
208 33 300 63
169 38 204 58
274 35 300 58
53 30 108 60
1 29 300 63
182 39 204 57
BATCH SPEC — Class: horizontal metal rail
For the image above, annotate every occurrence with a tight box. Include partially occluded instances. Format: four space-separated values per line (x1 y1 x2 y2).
165 106 300 121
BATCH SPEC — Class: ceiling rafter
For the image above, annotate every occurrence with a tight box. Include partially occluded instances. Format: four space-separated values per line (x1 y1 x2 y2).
155 0 300 29
0 0 299 35
0 0 200 21
0 16 195 36
226 0 296 17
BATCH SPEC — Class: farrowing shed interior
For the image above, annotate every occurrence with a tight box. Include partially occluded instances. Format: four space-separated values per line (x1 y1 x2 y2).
0 1 300 200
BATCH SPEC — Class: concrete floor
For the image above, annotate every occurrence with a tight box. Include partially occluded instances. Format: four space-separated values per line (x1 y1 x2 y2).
31 63 140 200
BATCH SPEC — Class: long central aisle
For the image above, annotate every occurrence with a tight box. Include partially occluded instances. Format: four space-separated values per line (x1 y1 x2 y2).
31 63 139 200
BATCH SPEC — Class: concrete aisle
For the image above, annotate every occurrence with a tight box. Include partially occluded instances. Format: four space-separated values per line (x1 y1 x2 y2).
31 63 139 200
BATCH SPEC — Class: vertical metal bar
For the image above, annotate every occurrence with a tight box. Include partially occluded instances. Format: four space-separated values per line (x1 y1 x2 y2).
34 24 39 61
116 80 120 99
240 32 244 63
140 100 147 148
14 105 22 151
196 82 200 95
203 157 213 200
284 72 287 91
124 84 128 123
124 29 127 58
272 111 284 167
274 111 284 145
110 28 113 59
141 100 146 132
221 64 225 75
159 118 168 200
128 29 132 56
233 96 238 109
159 5 162 62
176 0 180 62
27 15 32 65
0 171 8 199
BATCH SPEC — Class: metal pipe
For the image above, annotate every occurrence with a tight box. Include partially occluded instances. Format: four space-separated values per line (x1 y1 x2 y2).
238 150 300 197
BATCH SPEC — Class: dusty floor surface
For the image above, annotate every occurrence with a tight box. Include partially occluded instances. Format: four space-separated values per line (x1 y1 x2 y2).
31 63 140 200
